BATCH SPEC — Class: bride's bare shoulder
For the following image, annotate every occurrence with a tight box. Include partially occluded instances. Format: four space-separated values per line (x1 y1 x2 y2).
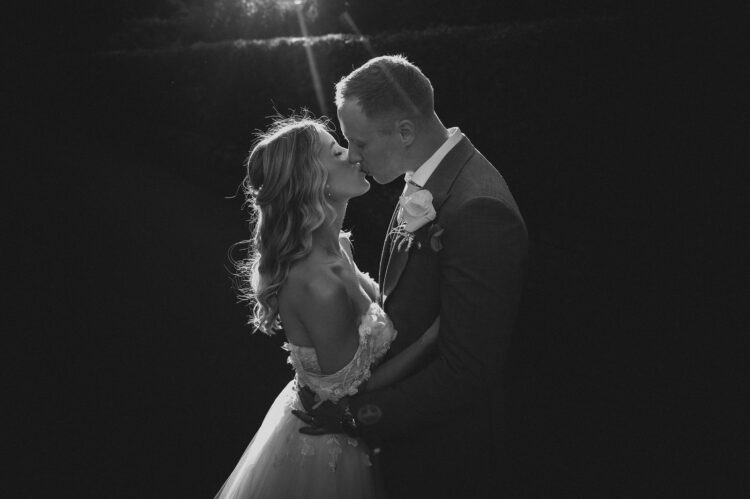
283 258 347 305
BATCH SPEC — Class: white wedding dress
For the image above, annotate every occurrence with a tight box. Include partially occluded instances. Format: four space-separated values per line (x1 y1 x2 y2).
215 302 397 499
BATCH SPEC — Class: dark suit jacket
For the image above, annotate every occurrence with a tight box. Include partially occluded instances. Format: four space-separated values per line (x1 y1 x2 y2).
349 135 528 498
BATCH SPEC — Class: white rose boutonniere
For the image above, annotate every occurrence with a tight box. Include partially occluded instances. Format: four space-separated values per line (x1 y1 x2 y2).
390 189 436 251
400 189 436 232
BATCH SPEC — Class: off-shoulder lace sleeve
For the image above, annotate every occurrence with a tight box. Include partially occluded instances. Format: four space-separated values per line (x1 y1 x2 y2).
286 303 396 404
289 352 371 405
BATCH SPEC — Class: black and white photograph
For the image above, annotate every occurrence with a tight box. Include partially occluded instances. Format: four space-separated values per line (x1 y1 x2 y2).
10 1 745 497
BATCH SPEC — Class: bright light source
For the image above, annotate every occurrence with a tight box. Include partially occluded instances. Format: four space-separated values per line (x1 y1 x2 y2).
276 0 306 8
241 0 306 15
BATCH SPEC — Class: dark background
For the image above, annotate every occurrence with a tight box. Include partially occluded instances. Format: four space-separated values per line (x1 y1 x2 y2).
9 1 746 497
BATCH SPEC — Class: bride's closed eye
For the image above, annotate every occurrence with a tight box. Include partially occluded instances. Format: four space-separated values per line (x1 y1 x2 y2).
329 138 346 158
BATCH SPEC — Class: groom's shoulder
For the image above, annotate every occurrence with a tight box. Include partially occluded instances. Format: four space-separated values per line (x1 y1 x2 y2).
445 145 522 218
454 150 509 199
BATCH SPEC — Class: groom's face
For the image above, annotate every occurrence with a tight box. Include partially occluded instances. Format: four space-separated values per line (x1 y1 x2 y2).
337 99 405 185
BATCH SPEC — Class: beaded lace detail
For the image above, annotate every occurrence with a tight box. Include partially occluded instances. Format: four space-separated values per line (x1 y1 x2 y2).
283 302 397 404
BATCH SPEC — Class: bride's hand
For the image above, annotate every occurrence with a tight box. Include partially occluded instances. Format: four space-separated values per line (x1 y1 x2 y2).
419 316 440 346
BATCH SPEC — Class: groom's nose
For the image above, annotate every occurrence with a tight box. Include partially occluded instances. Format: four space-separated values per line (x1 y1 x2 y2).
348 148 363 164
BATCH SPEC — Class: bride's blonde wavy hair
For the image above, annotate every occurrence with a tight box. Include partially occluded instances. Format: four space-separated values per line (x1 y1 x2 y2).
232 116 337 335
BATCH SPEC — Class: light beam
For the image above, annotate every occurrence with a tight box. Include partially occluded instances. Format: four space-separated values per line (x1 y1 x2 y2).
339 11 375 56
295 5 328 116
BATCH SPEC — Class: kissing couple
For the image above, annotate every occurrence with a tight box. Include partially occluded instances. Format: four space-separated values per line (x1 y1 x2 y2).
216 55 528 499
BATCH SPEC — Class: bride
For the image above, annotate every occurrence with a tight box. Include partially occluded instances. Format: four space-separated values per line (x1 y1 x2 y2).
215 116 439 498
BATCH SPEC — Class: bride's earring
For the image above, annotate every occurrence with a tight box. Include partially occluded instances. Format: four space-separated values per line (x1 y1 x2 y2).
325 184 332 199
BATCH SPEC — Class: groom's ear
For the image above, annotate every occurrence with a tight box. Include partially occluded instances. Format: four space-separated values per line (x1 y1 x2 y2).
396 120 416 147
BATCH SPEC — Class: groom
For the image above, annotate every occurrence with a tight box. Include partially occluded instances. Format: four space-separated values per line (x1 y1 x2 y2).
298 55 528 498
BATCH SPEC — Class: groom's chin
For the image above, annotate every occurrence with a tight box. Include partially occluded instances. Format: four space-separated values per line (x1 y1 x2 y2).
367 174 386 185
372 173 398 185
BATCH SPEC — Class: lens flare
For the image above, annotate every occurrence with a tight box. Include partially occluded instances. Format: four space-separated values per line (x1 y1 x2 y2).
295 7 328 116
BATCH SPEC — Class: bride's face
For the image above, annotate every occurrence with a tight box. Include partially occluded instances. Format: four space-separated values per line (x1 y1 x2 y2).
317 129 370 201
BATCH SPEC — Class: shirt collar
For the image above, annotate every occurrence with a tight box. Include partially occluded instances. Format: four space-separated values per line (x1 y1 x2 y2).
406 127 462 188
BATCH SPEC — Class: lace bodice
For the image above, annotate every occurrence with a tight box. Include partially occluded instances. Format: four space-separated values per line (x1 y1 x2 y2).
283 302 397 404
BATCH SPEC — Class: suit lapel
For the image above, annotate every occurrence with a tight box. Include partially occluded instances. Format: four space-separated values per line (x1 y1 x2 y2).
380 135 476 305
421 134 475 211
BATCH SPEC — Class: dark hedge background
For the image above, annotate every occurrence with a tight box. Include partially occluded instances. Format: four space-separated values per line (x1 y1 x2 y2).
9 7 746 498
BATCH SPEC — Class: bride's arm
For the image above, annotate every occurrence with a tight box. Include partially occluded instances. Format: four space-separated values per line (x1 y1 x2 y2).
364 317 440 391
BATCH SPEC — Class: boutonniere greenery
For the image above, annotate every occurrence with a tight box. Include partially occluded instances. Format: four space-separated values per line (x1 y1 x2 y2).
389 189 437 252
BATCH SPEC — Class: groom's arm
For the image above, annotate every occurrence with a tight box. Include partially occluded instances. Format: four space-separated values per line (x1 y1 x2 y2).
348 196 528 439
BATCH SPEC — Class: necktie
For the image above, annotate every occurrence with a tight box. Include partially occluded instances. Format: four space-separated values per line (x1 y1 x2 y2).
403 172 422 194
403 179 420 197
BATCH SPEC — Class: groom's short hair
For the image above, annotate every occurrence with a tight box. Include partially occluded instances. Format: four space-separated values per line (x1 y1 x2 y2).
335 55 434 120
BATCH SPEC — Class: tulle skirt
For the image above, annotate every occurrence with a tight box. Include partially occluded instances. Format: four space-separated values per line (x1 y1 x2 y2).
215 380 384 499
